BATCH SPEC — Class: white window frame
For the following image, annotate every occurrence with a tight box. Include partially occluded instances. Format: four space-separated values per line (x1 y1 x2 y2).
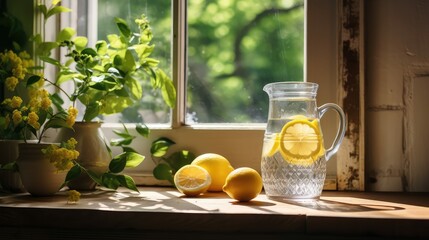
36 0 364 190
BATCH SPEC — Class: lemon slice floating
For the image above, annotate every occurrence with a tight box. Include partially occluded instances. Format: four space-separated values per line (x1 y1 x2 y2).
262 133 280 157
174 165 212 197
279 118 325 166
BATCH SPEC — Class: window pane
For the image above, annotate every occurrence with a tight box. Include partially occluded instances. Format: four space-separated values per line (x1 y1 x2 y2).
187 0 304 124
82 0 172 124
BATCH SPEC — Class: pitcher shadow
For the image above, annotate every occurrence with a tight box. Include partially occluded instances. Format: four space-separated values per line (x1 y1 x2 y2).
273 198 404 212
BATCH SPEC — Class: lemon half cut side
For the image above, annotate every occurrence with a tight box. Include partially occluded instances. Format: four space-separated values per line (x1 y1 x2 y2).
174 165 212 197
279 118 325 166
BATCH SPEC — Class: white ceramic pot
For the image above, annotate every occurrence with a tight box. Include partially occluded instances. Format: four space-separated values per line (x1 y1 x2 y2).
55 122 110 190
16 143 67 196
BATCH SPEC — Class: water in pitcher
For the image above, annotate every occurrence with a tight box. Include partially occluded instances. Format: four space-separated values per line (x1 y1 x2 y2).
261 117 326 200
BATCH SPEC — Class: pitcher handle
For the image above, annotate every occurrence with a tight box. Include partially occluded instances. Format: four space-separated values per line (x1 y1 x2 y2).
317 103 346 161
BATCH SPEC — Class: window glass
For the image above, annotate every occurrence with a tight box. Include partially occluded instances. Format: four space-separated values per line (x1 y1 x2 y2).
187 0 304 124
74 0 304 125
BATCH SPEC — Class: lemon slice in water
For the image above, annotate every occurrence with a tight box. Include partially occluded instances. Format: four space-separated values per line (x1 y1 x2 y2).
279 118 324 166
262 133 280 157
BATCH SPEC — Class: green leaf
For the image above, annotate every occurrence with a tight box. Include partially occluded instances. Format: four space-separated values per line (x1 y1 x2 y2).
81 48 98 57
26 75 42 86
122 146 137 153
82 103 100 122
73 36 88 51
89 76 117 91
109 153 127 173
96 40 108 55
37 110 48 128
57 27 76 42
57 72 82 85
153 163 174 183
0 161 18 172
39 56 61 66
36 42 59 56
115 17 131 38
46 6 71 19
124 152 145 168
64 165 81 183
109 152 144 173
123 75 142 100
31 33 43 45
136 123 149 138
44 118 72 130
112 88 128 97
50 93 64 110
37 5 48 18
165 150 196 172
120 49 136 73
99 95 133 115
110 137 133 146
112 129 132 138
113 55 122 66
158 70 176 108
133 44 154 59
101 173 120 190
116 174 139 192
86 169 103 185
107 34 126 49
150 137 175 157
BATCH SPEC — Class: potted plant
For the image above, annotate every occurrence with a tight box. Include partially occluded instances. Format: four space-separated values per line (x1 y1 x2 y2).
0 55 79 195
0 0 148 195
31 1 176 190
0 70 144 195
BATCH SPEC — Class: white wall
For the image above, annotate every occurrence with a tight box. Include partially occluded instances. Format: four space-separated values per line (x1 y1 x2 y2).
366 0 429 191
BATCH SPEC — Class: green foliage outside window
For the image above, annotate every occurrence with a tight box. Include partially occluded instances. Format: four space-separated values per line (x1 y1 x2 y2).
96 0 304 123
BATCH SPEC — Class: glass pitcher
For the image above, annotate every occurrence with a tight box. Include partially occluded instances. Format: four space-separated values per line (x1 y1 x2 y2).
261 82 346 200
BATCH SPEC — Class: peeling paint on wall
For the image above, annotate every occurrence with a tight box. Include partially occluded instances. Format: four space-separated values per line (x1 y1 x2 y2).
337 0 364 191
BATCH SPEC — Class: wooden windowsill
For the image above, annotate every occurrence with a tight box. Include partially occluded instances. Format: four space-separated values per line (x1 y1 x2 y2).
0 187 428 239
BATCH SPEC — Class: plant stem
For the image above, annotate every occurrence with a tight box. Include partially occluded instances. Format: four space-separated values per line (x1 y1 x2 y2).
43 77 73 101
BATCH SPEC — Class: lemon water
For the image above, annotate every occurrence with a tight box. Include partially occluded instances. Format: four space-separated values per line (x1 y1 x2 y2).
261 118 326 200
262 82 346 200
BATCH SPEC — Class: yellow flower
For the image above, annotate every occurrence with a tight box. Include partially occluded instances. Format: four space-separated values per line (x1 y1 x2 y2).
27 111 40 130
41 97 52 110
12 64 25 80
5 76 19 91
66 107 78 127
66 137 78 149
28 98 40 112
10 96 23 109
18 51 30 59
12 110 22 126
43 139 79 172
68 106 78 117
67 190 81 204
1 98 11 105
39 89 49 98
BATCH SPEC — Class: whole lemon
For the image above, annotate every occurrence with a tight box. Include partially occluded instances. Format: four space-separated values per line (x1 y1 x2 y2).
191 153 234 192
223 167 263 202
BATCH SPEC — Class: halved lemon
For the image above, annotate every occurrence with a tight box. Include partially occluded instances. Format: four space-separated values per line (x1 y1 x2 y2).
279 118 324 166
174 165 212 197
